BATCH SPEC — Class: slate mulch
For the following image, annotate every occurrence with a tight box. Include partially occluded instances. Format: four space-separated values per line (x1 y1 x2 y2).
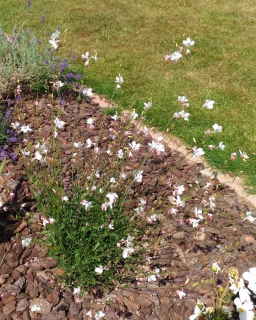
0 89 255 320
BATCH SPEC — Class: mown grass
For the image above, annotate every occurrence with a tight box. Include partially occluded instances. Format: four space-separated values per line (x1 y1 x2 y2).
1 0 256 191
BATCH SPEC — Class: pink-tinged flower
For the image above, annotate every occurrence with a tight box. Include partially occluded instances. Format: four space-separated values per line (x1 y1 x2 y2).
170 51 182 61
212 123 222 133
192 146 205 158
231 152 237 160
3 206 8 211
53 131 58 139
47 103 52 108
203 99 215 109
208 145 215 150
148 140 165 154
176 290 186 299
41 216 55 227
9 193 15 201
186 49 191 55
168 208 178 215
182 37 195 47
205 129 211 135
179 46 183 52
80 200 92 211
165 55 172 61
106 192 118 205
207 213 213 220
62 196 69 202
239 150 249 160
173 112 180 119
16 85 22 95
34 101 39 106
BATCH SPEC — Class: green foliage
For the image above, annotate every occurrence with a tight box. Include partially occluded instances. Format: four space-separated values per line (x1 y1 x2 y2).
0 25 55 96
35 184 141 289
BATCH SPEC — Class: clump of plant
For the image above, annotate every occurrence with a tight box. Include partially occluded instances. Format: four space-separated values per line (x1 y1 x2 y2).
19 89 166 290
0 25 57 96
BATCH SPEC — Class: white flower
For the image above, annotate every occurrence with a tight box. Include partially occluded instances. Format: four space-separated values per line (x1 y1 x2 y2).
179 109 190 121
83 88 93 96
122 247 134 259
53 81 64 90
170 51 182 61
80 200 92 211
111 113 119 121
129 141 140 151
183 37 195 47
211 262 220 273
87 118 94 125
10 122 20 130
148 275 157 282
234 297 254 320
34 151 45 162
117 149 124 159
110 177 116 183
21 150 30 156
95 266 103 275
144 101 152 109
243 211 255 224
86 138 94 148
73 287 81 295
188 218 201 228
176 185 185 195
176 290 186 299
82 52 89 60
74 142 83 148
212 123 222 133
30 303 41 312
172 195 185 207
49 38 60 50
203 99 215 109
95 311 105 320
20 125 32 133
62 196 69 202
92 53 98 61
115 74 124 84
148 140 165 154
239 150 249 160
106 193 118 205
218 142 225 150
189 300 205 320
134 170 143 183
22 238 32 248
54 117 65 129
192 146 205 158
51 29 60 39
178 96 188 103
243 267 256 294
108 223 114 230
194 207 204 220
35 142 48 154
131 109 138 119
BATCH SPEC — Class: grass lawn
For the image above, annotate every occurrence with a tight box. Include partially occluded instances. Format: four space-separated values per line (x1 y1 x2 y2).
1 0 256 191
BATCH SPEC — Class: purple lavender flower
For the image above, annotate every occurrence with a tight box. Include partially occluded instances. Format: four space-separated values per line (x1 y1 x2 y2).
27 0 31 10
5 110 11 120
8 136 18 144
41 15 45 23
11 153 18 161
7 99 12 107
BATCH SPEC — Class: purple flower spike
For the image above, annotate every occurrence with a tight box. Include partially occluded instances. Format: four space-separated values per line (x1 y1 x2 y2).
27 0 31 10
41 15 45 23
